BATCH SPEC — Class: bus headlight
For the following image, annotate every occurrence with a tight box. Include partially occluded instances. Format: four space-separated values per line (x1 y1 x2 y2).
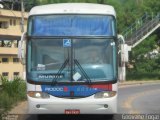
28 91 50 98
94 91 116 98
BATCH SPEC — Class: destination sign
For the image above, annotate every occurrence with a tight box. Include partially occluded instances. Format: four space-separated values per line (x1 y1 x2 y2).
31 15 114 36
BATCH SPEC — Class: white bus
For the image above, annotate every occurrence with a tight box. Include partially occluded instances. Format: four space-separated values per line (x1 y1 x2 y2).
19 3 118 115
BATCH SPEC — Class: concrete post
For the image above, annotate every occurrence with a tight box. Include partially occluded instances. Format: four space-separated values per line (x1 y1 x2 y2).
118 35 126 82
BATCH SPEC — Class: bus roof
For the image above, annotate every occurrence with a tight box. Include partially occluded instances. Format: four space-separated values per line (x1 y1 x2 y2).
29 3 116 17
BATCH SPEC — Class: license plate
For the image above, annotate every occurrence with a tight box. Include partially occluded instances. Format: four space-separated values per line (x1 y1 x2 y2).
65 109 80 114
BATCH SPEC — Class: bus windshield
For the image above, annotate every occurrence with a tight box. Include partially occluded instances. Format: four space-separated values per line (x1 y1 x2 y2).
27 14 117 84
27 38 117 83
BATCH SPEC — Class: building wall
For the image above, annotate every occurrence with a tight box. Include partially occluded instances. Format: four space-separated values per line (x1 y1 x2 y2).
0 55 24 80
0 17 27 36
0 9 28 80
0 9 28 36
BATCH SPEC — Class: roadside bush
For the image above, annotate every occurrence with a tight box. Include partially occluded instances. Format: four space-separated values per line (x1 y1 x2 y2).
0 75 26 114
0 91 13 111
126 71 160 80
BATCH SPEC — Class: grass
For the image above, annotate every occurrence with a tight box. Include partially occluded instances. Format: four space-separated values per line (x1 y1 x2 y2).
0 76 26 116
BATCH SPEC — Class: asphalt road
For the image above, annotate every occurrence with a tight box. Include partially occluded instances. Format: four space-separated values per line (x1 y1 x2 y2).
118 83 160 114
7 82 160 120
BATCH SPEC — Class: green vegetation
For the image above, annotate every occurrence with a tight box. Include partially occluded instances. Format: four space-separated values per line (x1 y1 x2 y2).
126 35 160 80
0 76 26 115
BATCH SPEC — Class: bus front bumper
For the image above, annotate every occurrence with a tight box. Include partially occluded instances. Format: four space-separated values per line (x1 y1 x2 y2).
27 95 117 114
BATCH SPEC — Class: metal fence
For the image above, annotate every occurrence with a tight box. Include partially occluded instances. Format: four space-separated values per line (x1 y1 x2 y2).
122 13 160 47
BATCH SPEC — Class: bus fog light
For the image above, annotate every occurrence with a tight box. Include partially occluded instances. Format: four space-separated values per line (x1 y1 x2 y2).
104 104 108 108
36 104 40 108
28 91 50 98
94 91 116 98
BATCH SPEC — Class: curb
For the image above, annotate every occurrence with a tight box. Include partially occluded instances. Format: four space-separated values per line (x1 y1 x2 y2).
118 80 160 86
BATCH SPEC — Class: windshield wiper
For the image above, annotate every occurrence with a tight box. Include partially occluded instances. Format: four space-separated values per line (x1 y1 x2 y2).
51 59 69 85
74 59 91 84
